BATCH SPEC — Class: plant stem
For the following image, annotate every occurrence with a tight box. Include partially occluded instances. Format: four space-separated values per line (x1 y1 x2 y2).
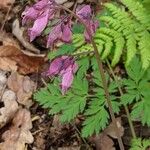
59 5 125 150
106 60 137 139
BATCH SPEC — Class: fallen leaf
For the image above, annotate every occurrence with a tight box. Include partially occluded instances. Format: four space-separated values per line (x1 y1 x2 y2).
0 90 18 129
0 109 34 150
90 133 115 150
104 118 124 139
0 0 15 10
0 45 44 74
7 72 36 106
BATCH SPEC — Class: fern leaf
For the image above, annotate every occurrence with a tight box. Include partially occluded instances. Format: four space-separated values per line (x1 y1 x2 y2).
126 34 137 65
122 0 150 27
138 31 150 69
73 34 85 47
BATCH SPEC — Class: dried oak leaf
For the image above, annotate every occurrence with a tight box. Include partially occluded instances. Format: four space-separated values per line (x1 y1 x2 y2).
0 90 18 129
0 45 44 75
0 109 34 150
7 72 36 106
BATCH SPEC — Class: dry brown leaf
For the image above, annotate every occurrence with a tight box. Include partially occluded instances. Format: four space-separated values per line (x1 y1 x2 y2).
90 133 115 150
0 0 15 10
0 90 18 129
12 19 41 54
0 109 34 150
0 45 44 74
7 72 36 106
104 118 124 139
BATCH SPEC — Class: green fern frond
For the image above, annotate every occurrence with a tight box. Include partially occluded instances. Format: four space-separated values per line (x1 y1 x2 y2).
72 34 85 47
138 31 150 69
122 0 150 27
126 34 137 65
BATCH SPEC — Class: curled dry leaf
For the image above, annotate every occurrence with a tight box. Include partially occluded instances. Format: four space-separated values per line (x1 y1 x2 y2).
0 109 34 150
0 45 44 75
12 19 40 54
0 90 18 129
7 72 36 106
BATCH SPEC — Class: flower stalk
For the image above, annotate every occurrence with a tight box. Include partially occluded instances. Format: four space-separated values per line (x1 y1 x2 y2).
59 4 125 150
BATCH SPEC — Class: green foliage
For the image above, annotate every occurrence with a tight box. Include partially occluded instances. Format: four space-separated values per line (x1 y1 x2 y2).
130 138 150 150
81 69 120 137
34 77 88 123
35 0 150 141
72 23 84 34
72 0 150 69
48 44 76 60
34 57 121 137
121 57 150 126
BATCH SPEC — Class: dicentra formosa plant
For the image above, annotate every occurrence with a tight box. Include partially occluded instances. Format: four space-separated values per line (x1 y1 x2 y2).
22 0 150 149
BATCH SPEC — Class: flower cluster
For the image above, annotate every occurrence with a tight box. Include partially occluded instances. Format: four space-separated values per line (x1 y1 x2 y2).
45 56 78 94
22 0 99 94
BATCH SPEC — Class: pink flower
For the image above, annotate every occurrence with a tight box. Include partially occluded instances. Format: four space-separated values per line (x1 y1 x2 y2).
76 5 99 41
45 56 78 94
47 17 72 47
22 0 56 42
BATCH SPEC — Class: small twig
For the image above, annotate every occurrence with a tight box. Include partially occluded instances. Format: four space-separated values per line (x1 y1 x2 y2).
0 5 12 32
0 85 6 100
71 123 89 145
106 59 136 139
59 5 125 150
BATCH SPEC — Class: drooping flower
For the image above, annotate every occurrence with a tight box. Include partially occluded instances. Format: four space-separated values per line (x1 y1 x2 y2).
45 56 78 94
47 16 72 47
22 0 56 42
76 5 99 41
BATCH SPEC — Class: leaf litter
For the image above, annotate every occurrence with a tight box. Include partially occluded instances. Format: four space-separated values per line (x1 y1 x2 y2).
0 109 34 150
7 72 36 107
0 32 45 75
0 69 36 150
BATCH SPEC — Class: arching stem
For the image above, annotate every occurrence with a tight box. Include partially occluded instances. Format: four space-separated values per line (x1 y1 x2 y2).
59 4 125 150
